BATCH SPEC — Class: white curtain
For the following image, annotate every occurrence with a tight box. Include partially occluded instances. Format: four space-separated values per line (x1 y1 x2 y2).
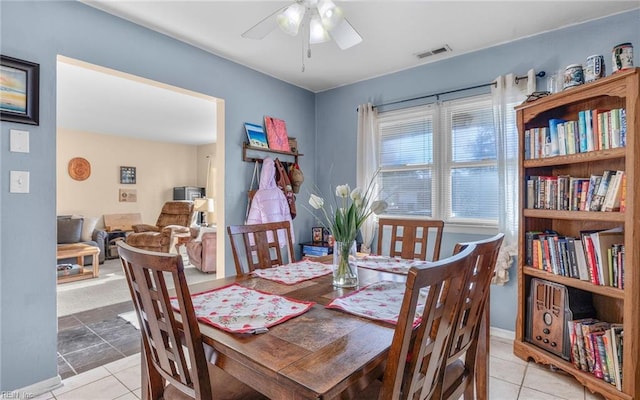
356 103 379 253
491 70 536 285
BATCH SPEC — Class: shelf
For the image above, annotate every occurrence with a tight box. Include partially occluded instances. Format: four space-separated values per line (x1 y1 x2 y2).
522 266 625 299
513 341 631 400
523 147 625 168
243 142 303 164
522 209 625 222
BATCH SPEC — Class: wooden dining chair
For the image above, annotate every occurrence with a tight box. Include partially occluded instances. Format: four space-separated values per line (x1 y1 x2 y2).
376 218 444 261
117 241 265 400
227 221 295 275
440 233 505 400
377 244 477 400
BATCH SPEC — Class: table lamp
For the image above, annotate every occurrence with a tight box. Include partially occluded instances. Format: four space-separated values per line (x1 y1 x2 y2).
195 198 215 226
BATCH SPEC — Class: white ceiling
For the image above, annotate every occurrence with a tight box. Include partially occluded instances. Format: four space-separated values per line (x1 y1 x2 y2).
60 1 639 144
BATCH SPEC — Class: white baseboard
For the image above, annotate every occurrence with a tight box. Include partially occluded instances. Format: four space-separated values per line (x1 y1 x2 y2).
490 327 515 340
7 375 62 399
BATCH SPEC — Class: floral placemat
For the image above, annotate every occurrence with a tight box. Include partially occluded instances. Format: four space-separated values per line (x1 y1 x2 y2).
326 281 427 327
357 255 428 275
171 284 315 333
251 260 333 285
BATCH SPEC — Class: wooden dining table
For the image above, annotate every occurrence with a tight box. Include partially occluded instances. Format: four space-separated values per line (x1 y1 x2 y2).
141 258 490 400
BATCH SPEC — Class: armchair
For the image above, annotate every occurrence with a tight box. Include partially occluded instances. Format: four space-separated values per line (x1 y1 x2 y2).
185 226 217 273
126 201 195 253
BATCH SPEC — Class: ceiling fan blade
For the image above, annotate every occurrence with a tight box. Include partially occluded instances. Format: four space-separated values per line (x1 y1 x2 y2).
327 17 362 50
241 5 287 40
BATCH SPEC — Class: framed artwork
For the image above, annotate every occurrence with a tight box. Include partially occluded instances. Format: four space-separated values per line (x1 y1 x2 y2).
312 226 323 242
119 189 137 202
264 116 291 152
322 228 331 243
120 166 136 184
244 122 269 149
0 55 40 125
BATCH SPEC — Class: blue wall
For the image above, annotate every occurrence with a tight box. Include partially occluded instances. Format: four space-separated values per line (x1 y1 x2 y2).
315 9 639 333
0 0 315 391
1 0 638 392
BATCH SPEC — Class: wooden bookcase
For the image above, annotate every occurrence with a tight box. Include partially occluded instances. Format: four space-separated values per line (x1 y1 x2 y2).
514 68 639 400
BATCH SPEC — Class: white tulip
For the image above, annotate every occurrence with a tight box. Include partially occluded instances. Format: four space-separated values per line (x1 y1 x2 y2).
350 188 362 202
335 184 350 198
309 194 325 209
371 200 388 215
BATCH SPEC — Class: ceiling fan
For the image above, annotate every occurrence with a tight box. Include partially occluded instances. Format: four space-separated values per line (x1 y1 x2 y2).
242 0 363 51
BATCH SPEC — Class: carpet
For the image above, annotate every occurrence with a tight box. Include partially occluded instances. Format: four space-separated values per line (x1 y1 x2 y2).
57 256 217 317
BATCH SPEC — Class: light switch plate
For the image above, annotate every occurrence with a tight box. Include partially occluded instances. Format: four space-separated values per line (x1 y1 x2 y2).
10 171 30 193
10 129 29 153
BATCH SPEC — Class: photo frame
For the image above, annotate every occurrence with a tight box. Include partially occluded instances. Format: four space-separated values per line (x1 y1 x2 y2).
322 228 331 243
312 227 324 242
120 166 136 184
0 55 39 125
119 189 137 202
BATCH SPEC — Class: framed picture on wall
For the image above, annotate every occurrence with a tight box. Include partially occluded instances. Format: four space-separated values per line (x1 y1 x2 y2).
120 166 136 184
0 55 40 125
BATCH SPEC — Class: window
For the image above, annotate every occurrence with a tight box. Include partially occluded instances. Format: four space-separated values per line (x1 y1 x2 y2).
377 94 498 227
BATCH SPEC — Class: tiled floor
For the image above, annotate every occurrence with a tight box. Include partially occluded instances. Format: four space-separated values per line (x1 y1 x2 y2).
57 301 137 379
36 332 606 400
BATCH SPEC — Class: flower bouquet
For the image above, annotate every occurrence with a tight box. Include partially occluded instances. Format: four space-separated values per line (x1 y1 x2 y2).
308 173 387 287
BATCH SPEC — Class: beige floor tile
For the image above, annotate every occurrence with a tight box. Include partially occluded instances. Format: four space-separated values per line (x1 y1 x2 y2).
490 356 527 386
53 366 111 396
490 377 521 399
490 337 528 365
113 364 142 391
29 392 55 400
522 364 585 400
55 376 130 400
133 387 142 399
519 387 581 400
103 354 141 374
114 392 139 400
584 390 606 400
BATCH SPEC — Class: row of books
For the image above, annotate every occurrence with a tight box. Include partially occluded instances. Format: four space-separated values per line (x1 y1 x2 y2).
524 108 627 160
525 227 625 287
302 244 332 257
526 170 626 212
568 319 623 390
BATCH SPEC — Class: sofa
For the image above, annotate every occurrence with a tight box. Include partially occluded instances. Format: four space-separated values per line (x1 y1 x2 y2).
57 216 107 265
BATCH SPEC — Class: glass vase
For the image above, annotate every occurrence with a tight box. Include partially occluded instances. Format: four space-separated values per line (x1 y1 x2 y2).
332 240 358 288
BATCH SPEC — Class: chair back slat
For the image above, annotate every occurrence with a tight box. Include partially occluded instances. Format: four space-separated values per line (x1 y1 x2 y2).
227 221 295 275
118 241 212 399
379 244 477 400
377 218 444 261
449 233 504 359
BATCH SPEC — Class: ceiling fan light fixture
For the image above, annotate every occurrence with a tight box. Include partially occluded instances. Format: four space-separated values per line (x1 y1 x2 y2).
317 0 344 31
277 2 306 36
309 16 330 44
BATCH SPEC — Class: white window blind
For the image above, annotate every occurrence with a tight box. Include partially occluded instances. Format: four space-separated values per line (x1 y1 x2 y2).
377 95 498 226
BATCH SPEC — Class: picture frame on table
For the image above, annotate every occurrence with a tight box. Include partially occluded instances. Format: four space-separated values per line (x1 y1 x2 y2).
120 166 136 184
312 226 324 242
0 55 40 125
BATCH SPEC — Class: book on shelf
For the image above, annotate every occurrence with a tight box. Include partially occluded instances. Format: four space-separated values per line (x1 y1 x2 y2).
592 227 624 287
584 174 601 211
590 170 614 211
572 238 591 281
602 170 624 212
591 331 607 381
244 122 269 149
263 116 291 152
619 173 627 212
548 118 565 156
581 321 610 373
609 324 624 390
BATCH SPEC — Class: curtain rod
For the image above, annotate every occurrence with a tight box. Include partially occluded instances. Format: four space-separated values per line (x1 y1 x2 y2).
367 71 546 110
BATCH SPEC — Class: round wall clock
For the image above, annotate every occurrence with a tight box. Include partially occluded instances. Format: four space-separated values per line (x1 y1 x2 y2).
68 157 91 181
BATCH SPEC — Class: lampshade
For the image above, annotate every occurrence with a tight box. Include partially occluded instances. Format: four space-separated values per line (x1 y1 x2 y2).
317 0 343 30
276 2 305 36
195 198 215 213
309 15 330 44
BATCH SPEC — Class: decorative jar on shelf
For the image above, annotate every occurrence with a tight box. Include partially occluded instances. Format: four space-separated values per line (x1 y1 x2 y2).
332 240 358 288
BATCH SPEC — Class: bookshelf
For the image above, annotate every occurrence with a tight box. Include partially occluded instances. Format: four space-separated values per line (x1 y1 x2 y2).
514 68 639 400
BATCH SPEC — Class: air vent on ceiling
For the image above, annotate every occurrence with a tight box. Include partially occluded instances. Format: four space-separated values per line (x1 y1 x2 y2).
415 44 452 59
